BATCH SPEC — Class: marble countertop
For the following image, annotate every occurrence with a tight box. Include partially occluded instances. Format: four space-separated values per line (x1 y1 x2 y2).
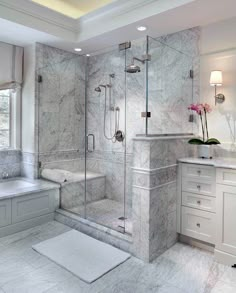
0 177 60 199
133 135 194 141
179 157 236 169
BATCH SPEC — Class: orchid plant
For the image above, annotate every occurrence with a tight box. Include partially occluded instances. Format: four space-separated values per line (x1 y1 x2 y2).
188 103 220 145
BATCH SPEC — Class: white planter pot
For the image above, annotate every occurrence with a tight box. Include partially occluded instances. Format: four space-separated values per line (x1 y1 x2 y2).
198 145 213 159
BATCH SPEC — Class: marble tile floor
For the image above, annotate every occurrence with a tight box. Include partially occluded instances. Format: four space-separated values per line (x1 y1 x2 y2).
68 198 133 235
0 221 236 293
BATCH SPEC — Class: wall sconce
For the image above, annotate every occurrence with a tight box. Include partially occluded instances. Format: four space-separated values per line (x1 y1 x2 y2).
210 70 225 105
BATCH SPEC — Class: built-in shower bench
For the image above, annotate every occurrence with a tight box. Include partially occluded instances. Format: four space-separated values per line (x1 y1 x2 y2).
60 171 106 210
41 169 106 210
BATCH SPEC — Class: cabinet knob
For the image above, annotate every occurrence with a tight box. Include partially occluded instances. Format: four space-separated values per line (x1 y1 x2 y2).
197 200 201 204
196 223 201 227
197 185 201 190
197 170 201 175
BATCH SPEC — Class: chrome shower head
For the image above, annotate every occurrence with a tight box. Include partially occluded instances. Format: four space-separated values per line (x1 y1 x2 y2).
125 63 141 73
125 56 150 73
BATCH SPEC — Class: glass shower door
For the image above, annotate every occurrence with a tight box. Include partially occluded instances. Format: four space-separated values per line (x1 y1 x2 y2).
85 46 129 233
37 52 87 219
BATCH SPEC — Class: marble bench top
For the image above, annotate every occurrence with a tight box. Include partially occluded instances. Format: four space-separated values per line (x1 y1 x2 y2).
178 157 236 169
0 177 60 200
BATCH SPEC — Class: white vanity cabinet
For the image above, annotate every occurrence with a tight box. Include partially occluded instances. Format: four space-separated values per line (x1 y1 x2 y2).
178 161 236 265
215 168 236 265
179 163 216 244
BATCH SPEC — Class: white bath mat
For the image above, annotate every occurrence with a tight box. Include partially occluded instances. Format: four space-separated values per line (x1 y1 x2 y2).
32 230 130 283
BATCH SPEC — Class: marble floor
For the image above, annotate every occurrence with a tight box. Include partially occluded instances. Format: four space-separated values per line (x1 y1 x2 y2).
0 221 236 293
69 198 133 234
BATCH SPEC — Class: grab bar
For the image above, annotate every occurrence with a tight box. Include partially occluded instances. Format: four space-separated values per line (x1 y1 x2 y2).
87 134 95 152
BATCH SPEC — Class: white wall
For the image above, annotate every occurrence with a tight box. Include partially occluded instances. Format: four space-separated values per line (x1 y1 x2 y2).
21 44 36 153
200 17 236 147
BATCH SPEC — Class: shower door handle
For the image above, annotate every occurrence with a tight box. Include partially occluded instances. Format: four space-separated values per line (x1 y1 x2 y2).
87 134 95 152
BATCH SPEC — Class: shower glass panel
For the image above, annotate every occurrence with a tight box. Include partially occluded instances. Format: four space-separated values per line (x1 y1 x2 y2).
37 52 86 218
146 36 194 135
85 45 130 234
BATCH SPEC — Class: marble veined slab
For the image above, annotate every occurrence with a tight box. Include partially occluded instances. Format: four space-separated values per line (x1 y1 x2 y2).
179 157 236 169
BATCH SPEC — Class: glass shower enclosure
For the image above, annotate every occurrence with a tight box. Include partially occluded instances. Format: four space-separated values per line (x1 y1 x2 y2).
37 34 194 235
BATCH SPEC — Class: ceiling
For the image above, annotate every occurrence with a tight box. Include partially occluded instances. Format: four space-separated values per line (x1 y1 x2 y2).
31 0 114 19
0 0 236 55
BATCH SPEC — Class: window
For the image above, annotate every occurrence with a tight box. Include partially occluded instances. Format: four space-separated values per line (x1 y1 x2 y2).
0 89 10 148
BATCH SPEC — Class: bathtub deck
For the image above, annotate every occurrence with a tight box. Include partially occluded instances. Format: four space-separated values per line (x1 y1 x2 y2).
0 177 60 199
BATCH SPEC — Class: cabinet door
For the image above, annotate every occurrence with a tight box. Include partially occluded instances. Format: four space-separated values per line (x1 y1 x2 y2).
12 190 57 223
216 184 236 255
181 206 215 244
0 199 11 227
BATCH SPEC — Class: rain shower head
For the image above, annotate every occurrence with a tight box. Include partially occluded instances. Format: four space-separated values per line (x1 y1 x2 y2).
125 63 141 73
125 55 151 73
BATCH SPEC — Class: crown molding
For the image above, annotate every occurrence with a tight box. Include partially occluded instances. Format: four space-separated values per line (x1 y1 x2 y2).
0 0 195 44
76 0 194 42
0 0 77 41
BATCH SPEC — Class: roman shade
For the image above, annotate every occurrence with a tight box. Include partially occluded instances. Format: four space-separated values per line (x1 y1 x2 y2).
0 42 23 90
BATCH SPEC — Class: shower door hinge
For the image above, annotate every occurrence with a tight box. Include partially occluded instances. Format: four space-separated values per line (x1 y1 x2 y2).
117 225 125 233
190 70 194 79
141 112 151 118
38 75 43 83
119 41 131 51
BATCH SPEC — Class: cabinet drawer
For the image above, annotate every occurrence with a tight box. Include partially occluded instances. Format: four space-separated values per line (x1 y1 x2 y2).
182 164 215 180
216 168 236 186
182 177 215 197
0 199 11 227
12 190 57 223
181 206 215 244
182 192 216 213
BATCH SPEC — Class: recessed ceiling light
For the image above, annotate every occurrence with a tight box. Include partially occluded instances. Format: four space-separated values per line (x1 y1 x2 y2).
137 26 147 32
74 48 82 52
86 54 90 57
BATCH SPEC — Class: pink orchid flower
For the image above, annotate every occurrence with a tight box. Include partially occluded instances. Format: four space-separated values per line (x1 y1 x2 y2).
203 103 212 113
188 103 203 115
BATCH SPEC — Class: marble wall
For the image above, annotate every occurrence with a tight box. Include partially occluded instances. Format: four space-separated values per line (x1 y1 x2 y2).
132 137 197 262
0 150 21 179
35 43 86 173
148 30 200 135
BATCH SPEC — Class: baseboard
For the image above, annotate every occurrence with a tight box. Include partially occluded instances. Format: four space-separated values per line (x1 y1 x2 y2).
0 213 54 238
179 234 215 252
215 249 236 266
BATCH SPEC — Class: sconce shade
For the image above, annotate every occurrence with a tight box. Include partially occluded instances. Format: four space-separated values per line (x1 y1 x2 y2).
210 70 223 86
